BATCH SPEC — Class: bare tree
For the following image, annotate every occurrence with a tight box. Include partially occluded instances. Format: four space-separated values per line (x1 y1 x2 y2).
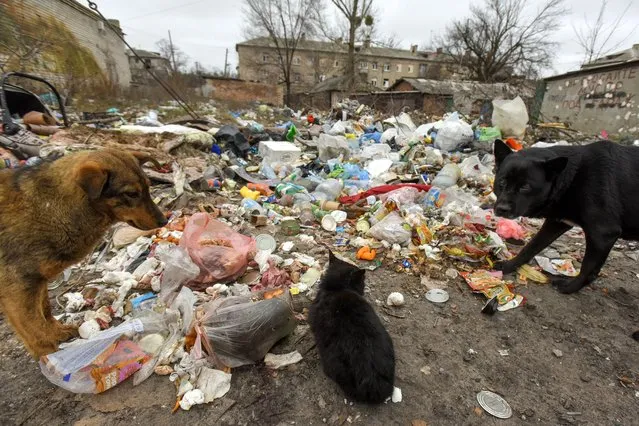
439 0 567 82
325 0 374 90
573 0 638 66
156 38 189 74
243 0 318 104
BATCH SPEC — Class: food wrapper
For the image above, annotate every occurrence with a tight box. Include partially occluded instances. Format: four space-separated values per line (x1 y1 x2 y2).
89 339 151 393
461 270 524 309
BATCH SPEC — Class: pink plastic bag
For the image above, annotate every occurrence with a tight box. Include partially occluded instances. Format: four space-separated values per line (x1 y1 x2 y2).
496 218 526 240
180 213 256 289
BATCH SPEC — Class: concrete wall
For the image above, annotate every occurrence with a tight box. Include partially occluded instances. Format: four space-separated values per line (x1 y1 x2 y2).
202 77 283 106
0 0 131 87
540 64 639 135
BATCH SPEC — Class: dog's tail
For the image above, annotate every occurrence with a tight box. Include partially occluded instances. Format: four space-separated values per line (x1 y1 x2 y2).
633 331 639 341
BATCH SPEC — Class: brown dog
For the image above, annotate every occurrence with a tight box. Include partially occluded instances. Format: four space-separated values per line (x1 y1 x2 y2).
0 149 167 358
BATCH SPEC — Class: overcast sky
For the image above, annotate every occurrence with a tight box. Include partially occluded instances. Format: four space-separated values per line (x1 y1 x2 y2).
91 0 639 77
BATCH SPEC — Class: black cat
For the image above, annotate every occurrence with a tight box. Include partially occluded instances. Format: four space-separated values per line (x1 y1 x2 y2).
308 251 395 404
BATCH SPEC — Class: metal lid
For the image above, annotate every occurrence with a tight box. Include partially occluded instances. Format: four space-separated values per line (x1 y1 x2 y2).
255 234 276 252
476 391 512 419
425 289 449 303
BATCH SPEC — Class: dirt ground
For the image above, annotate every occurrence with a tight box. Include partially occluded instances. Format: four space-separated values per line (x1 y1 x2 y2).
1 233 638 426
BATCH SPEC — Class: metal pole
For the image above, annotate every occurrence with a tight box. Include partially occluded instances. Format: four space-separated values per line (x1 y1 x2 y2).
168 30 177 73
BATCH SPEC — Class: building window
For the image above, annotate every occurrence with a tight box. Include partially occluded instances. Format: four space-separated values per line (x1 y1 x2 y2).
419 64 427 76
294 73 301 82
293 56 301 65
408 65 413 73
359 61 368 69
383 63 390 72
372 62 378 70
371 78 377 86
262 54 269 63
319 74 326 82
383 78 389 88
334 60 339 67
396 64 402 72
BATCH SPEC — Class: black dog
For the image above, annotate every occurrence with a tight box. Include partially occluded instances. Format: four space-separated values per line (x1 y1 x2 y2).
493 139 639 295
308 251 395 404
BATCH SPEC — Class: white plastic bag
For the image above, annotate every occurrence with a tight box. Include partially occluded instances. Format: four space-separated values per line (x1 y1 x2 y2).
435 112 474 152
492 96 529 139
316 133 351 161
368 211 412 244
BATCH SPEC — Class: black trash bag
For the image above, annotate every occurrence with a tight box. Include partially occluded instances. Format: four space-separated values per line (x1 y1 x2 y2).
215 125 250 158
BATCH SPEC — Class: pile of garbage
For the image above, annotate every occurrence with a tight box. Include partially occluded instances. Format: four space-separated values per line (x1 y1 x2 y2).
2 86 589 409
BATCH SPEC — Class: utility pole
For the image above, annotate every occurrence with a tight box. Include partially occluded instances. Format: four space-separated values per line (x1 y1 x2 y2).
224 48 229 77
168 30 177 73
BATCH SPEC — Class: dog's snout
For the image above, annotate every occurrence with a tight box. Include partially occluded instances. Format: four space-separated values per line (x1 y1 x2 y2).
156 212 168 228
494 203 513 218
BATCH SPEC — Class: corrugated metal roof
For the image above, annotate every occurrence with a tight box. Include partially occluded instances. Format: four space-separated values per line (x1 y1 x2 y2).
390 78 530 97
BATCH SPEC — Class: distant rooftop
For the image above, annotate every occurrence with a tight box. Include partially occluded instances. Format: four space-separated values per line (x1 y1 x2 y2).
237 37 444 61
126 49 164 59
581 44 639 69
389 78 533 98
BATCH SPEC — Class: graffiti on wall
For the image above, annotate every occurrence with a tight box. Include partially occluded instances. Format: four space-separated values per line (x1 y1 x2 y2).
548 67 637 111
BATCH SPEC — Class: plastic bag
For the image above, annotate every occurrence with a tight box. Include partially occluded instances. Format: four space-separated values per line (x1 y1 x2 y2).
383 112 416 133
492 96 529 140
40 315 167 393
180 213 256 289
368 211 412 244
434 112 474 152
156 245 200 305
380 187 422 207
496 218 526 240
329 120 347 135
459 155 493 185
477 127 502 142
193 294 296 368
366 158 393 178
316 134 351 161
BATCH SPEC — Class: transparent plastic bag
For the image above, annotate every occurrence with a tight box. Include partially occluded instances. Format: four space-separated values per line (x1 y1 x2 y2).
156 245 200 305
39 314 167 393
193 295 296 368
492 96 529 139
368 211 412 244
180 213 256 289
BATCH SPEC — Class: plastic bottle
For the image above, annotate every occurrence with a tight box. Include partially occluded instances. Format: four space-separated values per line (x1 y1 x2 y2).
298 202 315 226
293 191 314 207
312 179 343 201
241 198 265 215
431 164 461 189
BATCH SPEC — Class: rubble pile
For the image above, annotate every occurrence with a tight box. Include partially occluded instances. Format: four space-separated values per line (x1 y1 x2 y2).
1 89 596 410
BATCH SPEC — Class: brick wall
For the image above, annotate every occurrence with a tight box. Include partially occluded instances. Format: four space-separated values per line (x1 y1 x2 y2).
0 0 131 87
202 77 283 106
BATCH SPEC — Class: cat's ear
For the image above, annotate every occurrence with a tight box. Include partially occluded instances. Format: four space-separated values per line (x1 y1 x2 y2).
328 250 337 263
349 269 366 294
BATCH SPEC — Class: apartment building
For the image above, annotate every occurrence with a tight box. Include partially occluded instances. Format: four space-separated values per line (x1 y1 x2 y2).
236 37 464 92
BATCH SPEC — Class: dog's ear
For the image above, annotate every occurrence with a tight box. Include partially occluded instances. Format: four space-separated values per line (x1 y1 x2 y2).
543 156 568 179
76 161 108 200
494 139 513 168
130 151 161 169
